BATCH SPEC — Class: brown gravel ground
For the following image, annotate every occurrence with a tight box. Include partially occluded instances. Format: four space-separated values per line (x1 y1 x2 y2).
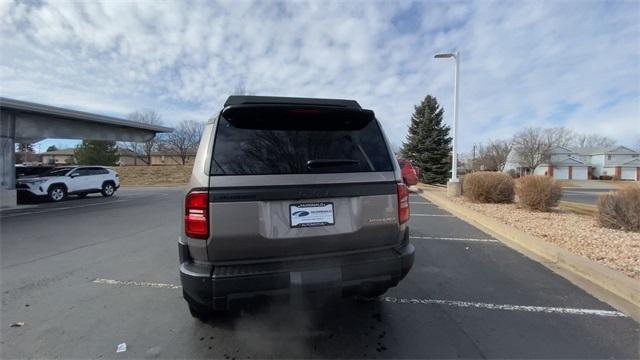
451 197 640 280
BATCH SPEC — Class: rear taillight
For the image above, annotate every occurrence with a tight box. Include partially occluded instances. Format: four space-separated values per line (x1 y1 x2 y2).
397 183 410 224
185 191 209 239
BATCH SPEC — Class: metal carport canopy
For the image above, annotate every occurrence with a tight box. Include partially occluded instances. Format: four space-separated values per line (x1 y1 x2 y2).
0 97 173 143
0 97 174 207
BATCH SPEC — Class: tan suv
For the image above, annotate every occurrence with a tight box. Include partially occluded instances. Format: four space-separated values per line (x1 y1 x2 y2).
179 96 414 320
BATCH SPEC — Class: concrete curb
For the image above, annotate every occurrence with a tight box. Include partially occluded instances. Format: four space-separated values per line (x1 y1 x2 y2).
417 186 640 321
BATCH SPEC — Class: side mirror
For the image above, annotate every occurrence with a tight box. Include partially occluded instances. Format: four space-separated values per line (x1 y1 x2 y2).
69 173 78 178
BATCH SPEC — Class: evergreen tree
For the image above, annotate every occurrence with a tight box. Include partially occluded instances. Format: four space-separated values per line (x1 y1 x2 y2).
74 140 118 165
401 95 452 184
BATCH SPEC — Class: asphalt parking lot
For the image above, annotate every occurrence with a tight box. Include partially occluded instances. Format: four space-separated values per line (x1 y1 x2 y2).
1 187 638 358
561 188 614 205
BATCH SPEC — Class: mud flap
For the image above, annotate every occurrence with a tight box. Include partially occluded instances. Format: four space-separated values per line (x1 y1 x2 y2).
289 267 342 309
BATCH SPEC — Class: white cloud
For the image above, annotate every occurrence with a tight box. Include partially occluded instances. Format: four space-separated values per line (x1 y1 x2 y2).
0 0 638 151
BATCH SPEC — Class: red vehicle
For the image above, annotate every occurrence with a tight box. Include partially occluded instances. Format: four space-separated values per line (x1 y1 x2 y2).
397 159 419 186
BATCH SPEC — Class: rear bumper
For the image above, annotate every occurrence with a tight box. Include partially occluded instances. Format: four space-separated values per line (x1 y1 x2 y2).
179 231 414 310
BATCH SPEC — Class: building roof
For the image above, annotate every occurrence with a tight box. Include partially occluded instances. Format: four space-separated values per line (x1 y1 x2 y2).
621 158 640 167
572 146 639 155
151 150 197 156
40 148 75 155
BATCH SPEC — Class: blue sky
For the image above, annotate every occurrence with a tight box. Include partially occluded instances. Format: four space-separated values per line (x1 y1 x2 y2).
1 0 638 153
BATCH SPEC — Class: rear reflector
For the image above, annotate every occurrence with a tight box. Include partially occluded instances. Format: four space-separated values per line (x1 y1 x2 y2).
397 183 410 224
185 191 209 239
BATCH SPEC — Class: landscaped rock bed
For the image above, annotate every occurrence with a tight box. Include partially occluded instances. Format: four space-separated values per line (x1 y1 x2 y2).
450 197 640 280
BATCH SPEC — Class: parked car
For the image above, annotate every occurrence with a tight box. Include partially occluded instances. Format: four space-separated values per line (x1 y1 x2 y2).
397 158 419 186
16 166 120 202
180 96 415 320
15 164 55 179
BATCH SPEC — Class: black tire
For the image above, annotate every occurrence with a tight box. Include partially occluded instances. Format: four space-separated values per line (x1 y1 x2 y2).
101 182 115 197
188 303 211 322
48 185 67 202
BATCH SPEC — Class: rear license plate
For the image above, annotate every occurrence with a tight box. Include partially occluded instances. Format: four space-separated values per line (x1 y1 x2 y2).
290 202 335 228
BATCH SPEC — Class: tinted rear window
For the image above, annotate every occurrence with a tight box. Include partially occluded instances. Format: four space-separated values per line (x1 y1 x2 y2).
210 107 393 175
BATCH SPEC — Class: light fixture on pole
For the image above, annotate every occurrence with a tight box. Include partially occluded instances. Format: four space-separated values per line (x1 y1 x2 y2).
434 51 461 196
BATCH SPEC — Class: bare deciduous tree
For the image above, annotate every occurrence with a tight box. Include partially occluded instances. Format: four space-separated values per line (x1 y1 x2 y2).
125 110 163 166
544 126 574 148
512 127 579 173
512 127 551 172
165 120 205 165
476 139 512 171
572 134 616 149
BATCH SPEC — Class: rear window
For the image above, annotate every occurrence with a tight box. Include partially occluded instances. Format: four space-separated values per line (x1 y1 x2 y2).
210 107 393 175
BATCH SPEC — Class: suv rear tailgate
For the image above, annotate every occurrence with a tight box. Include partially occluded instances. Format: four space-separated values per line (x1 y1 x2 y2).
208 179 400 261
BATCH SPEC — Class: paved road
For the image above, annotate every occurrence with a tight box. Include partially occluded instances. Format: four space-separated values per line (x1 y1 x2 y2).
561 188 615 205
1 188 638 358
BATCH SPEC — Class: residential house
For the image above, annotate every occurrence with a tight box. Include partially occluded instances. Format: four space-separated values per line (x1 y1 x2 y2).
504 145 640 181
40 148 76 165
576 146 640 180
149 150 197 165
115 149 197 166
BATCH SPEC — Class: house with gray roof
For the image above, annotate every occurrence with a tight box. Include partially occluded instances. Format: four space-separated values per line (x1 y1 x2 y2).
504 145 639 181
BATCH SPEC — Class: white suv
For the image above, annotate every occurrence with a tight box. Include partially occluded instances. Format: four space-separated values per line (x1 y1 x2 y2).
16 166 120 202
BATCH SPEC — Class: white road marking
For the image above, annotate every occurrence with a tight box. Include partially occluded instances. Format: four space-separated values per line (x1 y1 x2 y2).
1 199 131 218
411 214 454 217
410 236 499 243
92 278 628 318
93 278 182 289
375 297 628 317
1 193 170 218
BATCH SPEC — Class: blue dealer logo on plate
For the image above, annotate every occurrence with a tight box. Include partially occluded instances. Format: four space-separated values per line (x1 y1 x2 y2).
292 210 310 217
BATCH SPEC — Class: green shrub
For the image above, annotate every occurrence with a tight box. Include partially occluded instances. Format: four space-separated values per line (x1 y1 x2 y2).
516 176 562 211
463 172 515 203
597 186 640 232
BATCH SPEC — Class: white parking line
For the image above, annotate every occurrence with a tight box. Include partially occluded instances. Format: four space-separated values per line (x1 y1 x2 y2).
411 214 454 217
1 199 131 218
375 296 628 317
1 193 170 218
93 278 181 289
410 236 499 243
92 278 628 318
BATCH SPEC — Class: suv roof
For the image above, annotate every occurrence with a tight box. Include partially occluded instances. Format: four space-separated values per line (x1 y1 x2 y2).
224 95 362 110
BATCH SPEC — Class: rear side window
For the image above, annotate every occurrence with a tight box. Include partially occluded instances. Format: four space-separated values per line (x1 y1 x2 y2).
210 107 393 175
87 167 109 175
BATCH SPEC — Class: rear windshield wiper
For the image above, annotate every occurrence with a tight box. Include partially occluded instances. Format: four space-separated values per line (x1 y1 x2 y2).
306 159 359 171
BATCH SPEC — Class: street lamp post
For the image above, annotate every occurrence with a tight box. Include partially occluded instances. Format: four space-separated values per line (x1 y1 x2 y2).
434 51 462 196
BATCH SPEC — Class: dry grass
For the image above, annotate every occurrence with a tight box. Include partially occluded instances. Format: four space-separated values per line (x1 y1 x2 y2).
597 186 640 232
113 165 192 186
516 175 562 212
451 197 640 279
463 172 514 203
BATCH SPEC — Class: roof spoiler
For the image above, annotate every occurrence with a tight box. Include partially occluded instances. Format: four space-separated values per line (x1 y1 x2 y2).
224 96 362 110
